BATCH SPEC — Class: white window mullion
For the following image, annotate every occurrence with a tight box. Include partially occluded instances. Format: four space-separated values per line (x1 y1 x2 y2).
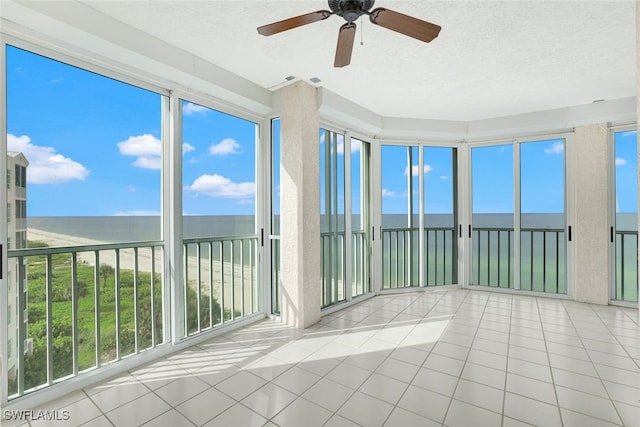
0 35 9 407
344 131 353 301
418 146 425 288
257 117 271 315
514 140 521 290
164 94 184 344
371 140 383 294
458 142 470 288
565 133 576 299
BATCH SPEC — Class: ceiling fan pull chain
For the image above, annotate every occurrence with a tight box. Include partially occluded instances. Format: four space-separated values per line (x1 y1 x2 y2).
360 16 364 45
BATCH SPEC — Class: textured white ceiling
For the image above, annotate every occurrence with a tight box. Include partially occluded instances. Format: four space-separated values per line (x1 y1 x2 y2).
78 0 635 121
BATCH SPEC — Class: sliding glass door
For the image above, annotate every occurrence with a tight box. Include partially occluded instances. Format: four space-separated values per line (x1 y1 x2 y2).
381 144 458 289
321 129 371 308
612 129 638 303
350 138 371 298
381 145 420 288
424 147 458 286
471 144 514 288
470 139 567 294
519 139 566 293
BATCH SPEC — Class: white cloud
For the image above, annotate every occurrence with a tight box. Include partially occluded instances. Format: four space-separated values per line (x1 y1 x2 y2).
133 156 162 170
118 134 160 157
440 175 449 180
615 158 627 166
336 139 361 155
186 174 255 198
619 130 637 138
209 138 242 155
404 164 433 176
118 134 193 169
7 133 89 184
381 188 406 198
125 185 136 192
183 143 195 154
118 134 161 169
112 210 160 216
544 141 564 155
183 102 209 115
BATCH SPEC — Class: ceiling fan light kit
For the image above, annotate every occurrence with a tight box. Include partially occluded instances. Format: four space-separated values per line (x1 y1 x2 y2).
257 0 441 67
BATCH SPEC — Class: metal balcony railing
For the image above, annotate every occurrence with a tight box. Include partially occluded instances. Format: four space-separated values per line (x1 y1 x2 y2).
472 227 567 294
472 227 514 289
182 235 259 336
321 231 345 307
320 230 370 307
351 230 369 298
7 241 165 399
382 227 457 289
271 237 281 314
615 230 638 303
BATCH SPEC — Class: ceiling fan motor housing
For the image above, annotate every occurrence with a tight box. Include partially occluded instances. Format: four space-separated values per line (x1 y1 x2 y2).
329 0 375 22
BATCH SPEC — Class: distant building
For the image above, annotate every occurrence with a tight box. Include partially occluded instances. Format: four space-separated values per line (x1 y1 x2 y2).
6 151 28 381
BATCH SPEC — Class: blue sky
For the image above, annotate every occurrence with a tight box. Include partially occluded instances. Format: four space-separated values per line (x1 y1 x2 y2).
615 130 638 213
5 45 639 219
6 45 256 216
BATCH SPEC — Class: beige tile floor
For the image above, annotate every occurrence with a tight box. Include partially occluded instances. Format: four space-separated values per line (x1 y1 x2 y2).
4 289 639 427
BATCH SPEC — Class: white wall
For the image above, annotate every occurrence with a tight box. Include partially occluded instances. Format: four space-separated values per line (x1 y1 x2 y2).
572 124 610 305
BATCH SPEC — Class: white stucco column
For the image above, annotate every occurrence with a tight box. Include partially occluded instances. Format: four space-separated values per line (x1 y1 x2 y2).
279 81 321 328
572 124 610 305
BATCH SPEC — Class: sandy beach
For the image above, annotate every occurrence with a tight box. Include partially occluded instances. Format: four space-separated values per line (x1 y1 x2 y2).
27 227 162 274
26 228 257 310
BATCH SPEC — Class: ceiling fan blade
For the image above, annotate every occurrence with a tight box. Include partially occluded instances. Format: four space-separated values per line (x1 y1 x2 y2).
334 23 356 68
369 8 441 43
257 10 332 36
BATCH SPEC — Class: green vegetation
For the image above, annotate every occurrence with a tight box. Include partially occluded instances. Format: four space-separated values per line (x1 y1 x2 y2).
9 241 223 395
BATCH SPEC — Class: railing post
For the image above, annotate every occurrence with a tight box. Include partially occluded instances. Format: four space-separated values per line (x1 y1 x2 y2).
133 247 139 352
17 256 26 396
94 251 101 367
114 248 121 360
72 252 79 376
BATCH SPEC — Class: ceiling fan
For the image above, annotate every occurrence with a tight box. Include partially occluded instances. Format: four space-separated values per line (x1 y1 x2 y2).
257 1 441 68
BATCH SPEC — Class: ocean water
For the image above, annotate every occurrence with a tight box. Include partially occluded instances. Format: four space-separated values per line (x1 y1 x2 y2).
27 213 638 242
28 215 257 243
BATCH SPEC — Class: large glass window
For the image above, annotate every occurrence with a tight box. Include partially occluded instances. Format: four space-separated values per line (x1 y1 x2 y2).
320 131 371 306
520 139 566 293
271 118 281 314
423 146 458 286
381 145 420 288
350 138 370 298
613 130 638 302
320 129 346 306
471 144 514 288
5 45 164 398
181 100 259 335
471 140 567 294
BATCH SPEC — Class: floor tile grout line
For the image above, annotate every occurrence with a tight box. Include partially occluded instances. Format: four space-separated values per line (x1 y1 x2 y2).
260 354 336 426
592 306 640 372
439 290 494 426
498 293 515 427
366 289 452 427
319 295 416 427
47 290 636 427
82 389 116 427
555 299 626 425
314 293 426 427
535 296 565 427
